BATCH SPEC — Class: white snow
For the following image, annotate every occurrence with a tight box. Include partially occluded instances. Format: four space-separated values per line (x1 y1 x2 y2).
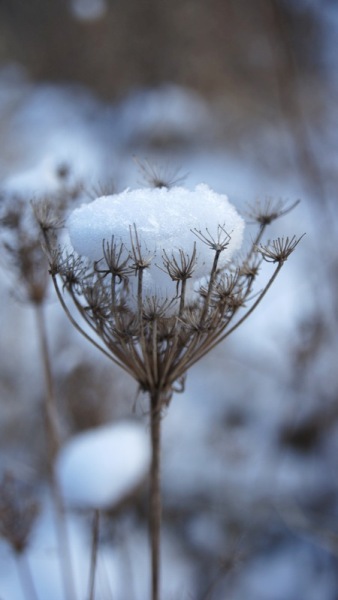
56 421 150 509
67 183 245 300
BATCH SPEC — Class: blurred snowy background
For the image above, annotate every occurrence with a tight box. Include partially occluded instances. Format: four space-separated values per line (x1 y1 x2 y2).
1 0 338 598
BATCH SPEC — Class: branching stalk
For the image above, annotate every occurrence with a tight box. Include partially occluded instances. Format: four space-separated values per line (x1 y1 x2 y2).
34 302 77 600
149 390 163 600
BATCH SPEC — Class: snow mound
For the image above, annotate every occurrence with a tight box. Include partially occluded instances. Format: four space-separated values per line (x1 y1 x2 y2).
67 184 245 299
56 421 150 510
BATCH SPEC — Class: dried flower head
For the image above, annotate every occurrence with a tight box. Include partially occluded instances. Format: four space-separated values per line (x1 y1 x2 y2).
42 181 302 600
86 180 116 200
134 156 187 189
161 244 197 304
246 198 300 226
192 224 231 253
257 234 305 264
0 184 81 305
2 228 50 305
43 184 301 402
129 224 154 273
57 251 90 293
31 199 63 235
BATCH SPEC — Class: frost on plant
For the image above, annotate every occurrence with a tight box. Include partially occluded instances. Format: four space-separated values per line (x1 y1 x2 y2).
42 184 301 402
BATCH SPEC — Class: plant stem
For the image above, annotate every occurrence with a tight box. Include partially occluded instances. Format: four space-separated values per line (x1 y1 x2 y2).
35 303 60 461
149 390 163 600
35 303 77 600
88 510 100 600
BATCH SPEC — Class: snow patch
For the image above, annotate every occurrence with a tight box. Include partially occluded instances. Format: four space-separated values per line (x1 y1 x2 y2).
56 421 150 509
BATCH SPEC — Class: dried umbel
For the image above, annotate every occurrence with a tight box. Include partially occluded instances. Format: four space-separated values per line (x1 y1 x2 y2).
43 186 301 401
38 183 302 600
0 182 78 306
0 176 83 467
0 196 51 304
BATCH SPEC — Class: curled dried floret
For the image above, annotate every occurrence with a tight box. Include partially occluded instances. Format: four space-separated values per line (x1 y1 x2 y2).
110 313 141 344
31 199 63 234
246 198 300 226
257 234 305 264
180 306 216 333
58 252 90 292
134 157 187 189
238 256 261 280
192 224 231 253
86 180 116 200
129 224 153 271
142 295 174 322
82 280 111 320
161 243 197 284
94 237 131 282
47 245 63 276
211 272 241 307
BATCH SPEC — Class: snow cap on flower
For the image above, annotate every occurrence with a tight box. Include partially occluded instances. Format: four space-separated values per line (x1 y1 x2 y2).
67 184 245 299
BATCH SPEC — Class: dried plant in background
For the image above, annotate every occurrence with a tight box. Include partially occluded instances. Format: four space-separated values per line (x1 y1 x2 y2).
37 176 302 600
0 194 61 460
0 171 82 600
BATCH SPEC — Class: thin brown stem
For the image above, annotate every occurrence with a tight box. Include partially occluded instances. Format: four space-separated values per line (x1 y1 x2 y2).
34 302 77 600
179 278 187 316
88 509 100 600
152 320 158 384
35 302 60 461
200 249 221 324
137 270 154 389
149 390 163 600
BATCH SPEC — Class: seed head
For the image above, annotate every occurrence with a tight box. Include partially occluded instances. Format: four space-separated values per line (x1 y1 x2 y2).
94 237 131 283
31 199 63 234
192 224 231 253
129 224 153 272
246 198 300 226
162 243 197 283
46 184 301 398
257 234 305 264
134 157 187 189
57 252 90 292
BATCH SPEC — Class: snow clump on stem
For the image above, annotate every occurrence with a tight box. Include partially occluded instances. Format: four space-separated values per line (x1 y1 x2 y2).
67 184 245 301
